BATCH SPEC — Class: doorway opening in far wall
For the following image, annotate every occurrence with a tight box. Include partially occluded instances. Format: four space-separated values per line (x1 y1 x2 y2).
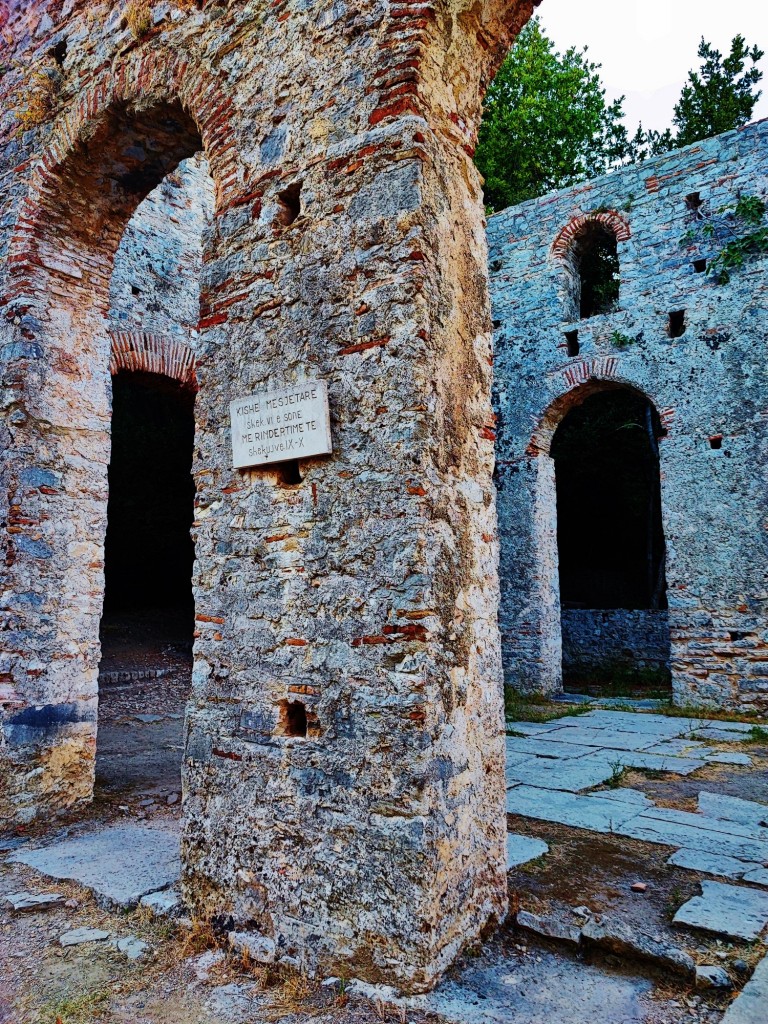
551 387 671 698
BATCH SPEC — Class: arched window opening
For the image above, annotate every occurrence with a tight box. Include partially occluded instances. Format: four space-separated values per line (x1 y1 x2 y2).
573 222 620 319
551 389 670 696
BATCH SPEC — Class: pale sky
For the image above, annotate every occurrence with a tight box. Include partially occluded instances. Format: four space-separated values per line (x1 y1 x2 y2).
536 0 768 135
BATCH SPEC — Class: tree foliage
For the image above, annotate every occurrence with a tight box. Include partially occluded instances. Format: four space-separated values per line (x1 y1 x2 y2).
628 35 763 160
475 18 628 211
477 25 765 202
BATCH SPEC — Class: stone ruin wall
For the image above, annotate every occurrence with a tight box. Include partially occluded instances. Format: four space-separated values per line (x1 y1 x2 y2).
0 0 539 994
561 609 671 680
109 155 212 344
488 120 768 713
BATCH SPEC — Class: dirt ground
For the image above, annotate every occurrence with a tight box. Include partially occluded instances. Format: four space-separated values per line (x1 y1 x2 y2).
2 646 763 1023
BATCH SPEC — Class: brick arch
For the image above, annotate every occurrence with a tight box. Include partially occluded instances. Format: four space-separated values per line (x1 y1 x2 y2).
109 331 198 391
550 210 631 261
528 374 672 456
6 47 242 297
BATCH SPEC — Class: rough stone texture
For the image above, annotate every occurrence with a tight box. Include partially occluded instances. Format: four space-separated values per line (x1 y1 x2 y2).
488 121 768 711
721 954 768 1024
561 609 671 678
580 916 695 977
9 823 180 907
672 881 768 941
506 833 548 869
0 0 538 993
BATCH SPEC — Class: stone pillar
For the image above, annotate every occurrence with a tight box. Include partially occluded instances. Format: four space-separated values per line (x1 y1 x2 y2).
497 455 562 695
182 107 509 993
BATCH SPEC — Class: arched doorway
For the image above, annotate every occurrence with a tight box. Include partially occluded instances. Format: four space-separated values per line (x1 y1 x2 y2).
97 369 196 796
551 387 671 696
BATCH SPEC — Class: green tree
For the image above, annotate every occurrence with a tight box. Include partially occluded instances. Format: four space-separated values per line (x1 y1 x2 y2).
629 35 763 159
674 35 763 146
475 18 628 212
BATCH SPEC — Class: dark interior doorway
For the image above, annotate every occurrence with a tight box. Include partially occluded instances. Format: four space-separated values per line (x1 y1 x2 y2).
551 389 671 696
98 371 195 796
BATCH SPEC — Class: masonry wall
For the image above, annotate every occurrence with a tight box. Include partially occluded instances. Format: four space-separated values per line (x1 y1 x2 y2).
489 121 768 713
561 609 671 683
0 0 535 993
109 156 212 344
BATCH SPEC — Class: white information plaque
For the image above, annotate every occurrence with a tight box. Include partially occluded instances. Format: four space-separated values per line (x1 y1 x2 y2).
230 380 332 469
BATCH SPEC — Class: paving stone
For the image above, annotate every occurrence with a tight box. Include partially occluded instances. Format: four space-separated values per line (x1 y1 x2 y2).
637 806 768 842
673 881 768 941
506 786 643 833
704 752 753 766
698 720 756 734
113 935 150 960
688 728 752 743
10 823 180 907
643 740 713 758
506 833 549 869
505 721 575 736
721 954 768 1024
620 816 768 863
576 712 684 738
60 927 111 946
4 891 64 912
698 792 768 828
505 756 617 792
695 965 732 989
538 726 658 751
516 909 581 945
592 787 655 809
667 849 760 880
505 736 597 760
139 888 181 915
581 917 695 976
596 750 703 774
742 868 768 886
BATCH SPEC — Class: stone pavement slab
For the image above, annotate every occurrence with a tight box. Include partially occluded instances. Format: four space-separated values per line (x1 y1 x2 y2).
505 736 597 759
505 721 576 736
506 834 549 869
538 726 659 751
505 756 617 792
721 954 768 1024
705 752 753 765
596 750 703 774
60 927 111 946
698 792 768 828
619 815 768 863
637 805 768 842
506 786 643 833
667 848 762 880
743 868 768 886
673 881 768 941
10 822 180 907
4 891 64 911
643 739 713 758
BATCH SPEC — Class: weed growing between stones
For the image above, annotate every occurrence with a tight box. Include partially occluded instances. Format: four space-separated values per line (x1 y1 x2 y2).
610 329 636 349
123 0 153 39
504 688 591 724
13 59 58 136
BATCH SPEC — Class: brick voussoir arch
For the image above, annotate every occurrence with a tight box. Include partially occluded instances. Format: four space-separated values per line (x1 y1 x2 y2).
550 210 631 261
109 331 198 391
526 363 673 456
6 47 242 295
